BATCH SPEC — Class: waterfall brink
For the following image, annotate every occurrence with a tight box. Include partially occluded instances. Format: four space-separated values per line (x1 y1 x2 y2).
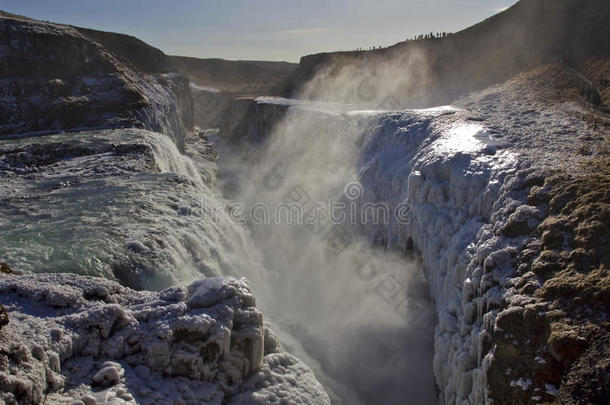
0 129 267 292
146 131 205 184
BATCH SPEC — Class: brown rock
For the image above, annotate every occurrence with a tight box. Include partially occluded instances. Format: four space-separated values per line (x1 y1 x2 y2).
0 304 8 328
549 325 588 365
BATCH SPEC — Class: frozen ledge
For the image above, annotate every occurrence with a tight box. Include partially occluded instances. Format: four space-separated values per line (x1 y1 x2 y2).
0 273 330 405
358 110 556 404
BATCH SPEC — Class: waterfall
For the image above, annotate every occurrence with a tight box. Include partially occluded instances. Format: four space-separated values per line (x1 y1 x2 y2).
0 96 523 404
216 104 443 404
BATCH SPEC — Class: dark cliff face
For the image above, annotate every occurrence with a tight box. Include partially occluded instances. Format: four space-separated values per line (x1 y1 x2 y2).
169 56 297 95
74 27 171 74
0 12 192 150
278 0 610 106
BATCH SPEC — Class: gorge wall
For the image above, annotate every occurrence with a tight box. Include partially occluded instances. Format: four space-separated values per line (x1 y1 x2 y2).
2 4 608 404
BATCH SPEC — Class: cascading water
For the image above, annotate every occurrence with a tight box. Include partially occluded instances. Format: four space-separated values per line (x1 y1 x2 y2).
0 129 267 292
213 93 521 404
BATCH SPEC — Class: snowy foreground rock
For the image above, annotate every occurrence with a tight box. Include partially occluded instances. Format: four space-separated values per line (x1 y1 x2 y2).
0 273 330 405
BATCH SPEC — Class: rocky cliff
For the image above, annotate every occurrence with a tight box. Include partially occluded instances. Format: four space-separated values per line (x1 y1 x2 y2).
0 12 192 151
218 80 609 404
172 57 298 131
220 97 292 144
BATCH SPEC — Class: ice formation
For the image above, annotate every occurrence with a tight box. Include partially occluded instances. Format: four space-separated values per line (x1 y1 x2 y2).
1 89 567 404
1 10 581 402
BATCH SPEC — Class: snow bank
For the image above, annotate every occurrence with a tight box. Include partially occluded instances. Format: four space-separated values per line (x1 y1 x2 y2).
0 272 329 405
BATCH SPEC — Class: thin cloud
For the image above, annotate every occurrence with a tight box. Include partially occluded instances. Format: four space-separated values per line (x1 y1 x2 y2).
279 28 330 35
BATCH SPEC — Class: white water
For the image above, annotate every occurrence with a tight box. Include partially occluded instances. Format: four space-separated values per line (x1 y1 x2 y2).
213 95 522 404
0 129 267 292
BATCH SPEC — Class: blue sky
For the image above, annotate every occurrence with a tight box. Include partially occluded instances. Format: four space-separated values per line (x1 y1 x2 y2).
1 0 517 62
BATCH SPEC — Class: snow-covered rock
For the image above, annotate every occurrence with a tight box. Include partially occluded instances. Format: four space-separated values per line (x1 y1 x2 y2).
0 272 329 405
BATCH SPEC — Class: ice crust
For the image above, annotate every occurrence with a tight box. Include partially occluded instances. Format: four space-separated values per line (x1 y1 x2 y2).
0 63 582 403
354 110 556 404
355 110 523 404
0 273 329 405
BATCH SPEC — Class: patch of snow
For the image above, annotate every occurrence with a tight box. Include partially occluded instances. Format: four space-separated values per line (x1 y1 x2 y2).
190 83 220 93
545 383 559 396
511 378 533 390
